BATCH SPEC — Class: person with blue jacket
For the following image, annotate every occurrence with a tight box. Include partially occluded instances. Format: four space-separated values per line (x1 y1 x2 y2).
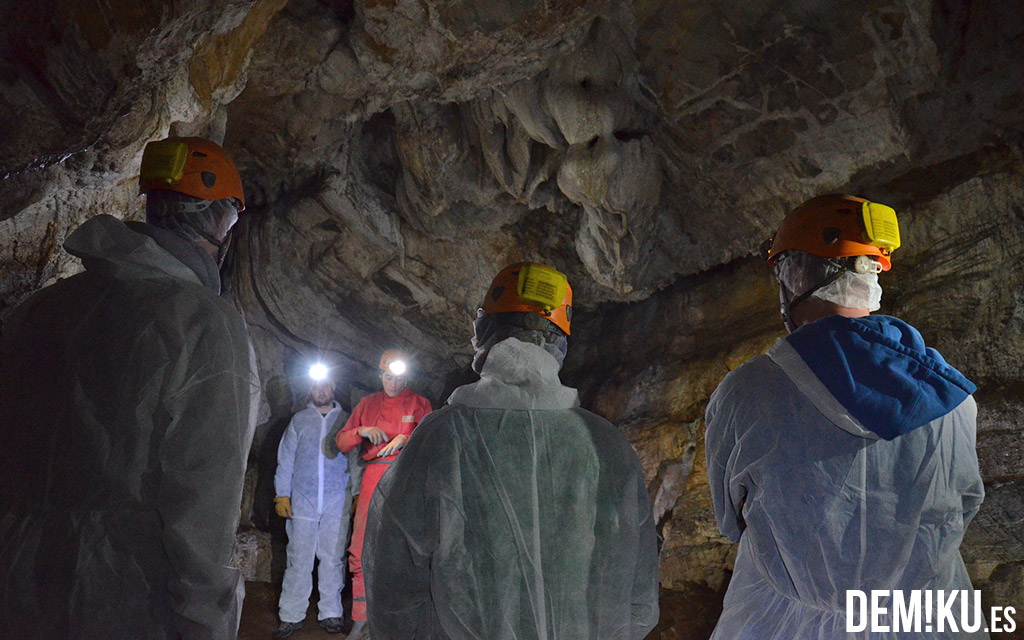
272 367 352 638
706 194 987 639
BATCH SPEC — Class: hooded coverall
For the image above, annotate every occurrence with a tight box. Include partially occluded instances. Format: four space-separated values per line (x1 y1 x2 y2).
336 385 431 621
706 315 986 639
0 215 260 640
275 401 351 623
362 338 660 639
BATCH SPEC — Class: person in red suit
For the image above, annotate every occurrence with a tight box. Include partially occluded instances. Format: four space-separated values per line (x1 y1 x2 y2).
336 349 431 638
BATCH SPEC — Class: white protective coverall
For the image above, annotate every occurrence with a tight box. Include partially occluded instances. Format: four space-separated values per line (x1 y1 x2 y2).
364 337 660 640
0 215 260 640
705 315 986 639
274 401 351 622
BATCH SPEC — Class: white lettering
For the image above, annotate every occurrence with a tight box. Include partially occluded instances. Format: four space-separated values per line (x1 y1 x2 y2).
992 606 1004 633
936 590 959 632
1004 607 1017 633
925 589 933 630
844 589 1016 633
871 590 890 632
961 590 983 632
892 589 921 632
846 591 867 632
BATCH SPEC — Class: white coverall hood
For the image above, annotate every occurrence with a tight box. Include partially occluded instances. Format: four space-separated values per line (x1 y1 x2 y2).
766 339 881 440
64 214 221 291
447 337 580 410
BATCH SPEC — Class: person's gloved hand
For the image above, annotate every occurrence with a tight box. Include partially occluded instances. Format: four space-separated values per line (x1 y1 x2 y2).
377 433 409 457
274 496 292 519
357 426 390 445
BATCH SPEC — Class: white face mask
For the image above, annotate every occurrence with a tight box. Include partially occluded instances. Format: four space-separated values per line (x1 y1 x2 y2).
812 270 883 311
775 251 883 312
180 201 238 266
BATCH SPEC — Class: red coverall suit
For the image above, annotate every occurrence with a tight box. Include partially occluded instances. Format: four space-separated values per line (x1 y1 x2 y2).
336 386 431 621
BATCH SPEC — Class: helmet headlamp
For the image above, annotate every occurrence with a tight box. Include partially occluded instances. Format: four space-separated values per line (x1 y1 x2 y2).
309 363 329 381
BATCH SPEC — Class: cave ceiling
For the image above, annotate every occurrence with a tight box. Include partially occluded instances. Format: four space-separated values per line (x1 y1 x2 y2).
2 0 1024 395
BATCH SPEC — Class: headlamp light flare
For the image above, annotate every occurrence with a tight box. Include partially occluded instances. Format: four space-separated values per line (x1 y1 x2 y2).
309 363 329 381
388 360 408 376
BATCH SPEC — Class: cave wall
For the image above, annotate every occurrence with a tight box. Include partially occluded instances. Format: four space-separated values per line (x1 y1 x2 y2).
4 0 1024 636
0 0 287 317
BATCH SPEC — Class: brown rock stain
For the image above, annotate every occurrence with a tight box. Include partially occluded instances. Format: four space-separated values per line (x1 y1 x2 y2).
188 0 288 109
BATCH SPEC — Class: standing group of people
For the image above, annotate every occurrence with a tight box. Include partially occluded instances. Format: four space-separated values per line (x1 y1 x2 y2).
269 259 663 640
0 135 987 640
271 348 431 639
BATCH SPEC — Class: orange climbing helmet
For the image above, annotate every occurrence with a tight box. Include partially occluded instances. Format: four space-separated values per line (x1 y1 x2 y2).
763 194 900 270
379 349 410 375
139 137 245 211
481 262 573 335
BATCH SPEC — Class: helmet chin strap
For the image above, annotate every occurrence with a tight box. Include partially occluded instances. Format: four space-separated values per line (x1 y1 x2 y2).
779 258 848 333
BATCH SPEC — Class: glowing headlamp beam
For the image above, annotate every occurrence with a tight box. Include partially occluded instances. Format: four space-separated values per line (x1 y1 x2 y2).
309 363 329 381
388 360 407 376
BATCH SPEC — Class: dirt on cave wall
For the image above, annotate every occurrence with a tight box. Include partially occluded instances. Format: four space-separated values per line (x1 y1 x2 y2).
3 0 1024 636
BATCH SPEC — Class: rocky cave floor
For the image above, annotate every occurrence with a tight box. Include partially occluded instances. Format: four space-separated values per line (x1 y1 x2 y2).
238 525 722 639
239 581 350 640
238 579 722 640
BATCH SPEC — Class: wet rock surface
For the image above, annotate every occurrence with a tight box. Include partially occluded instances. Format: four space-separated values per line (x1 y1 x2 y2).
4 0 1024 635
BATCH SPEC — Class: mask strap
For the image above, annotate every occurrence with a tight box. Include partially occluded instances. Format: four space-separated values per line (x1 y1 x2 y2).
215 228 233 266
178 208 236 267
779 258 848 332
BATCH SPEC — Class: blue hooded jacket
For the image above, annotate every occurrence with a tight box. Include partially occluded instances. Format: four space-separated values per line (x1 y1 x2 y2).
786 315 976 440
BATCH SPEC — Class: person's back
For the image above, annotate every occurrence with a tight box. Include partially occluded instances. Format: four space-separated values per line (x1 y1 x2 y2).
368 398 656 638
364 262 659 640
706 317 983 638
705 194 986 639
0 137 258 639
